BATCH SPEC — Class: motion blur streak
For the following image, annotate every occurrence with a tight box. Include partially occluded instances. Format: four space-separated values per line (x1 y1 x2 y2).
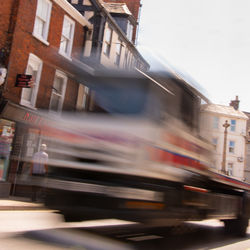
14 69 250 238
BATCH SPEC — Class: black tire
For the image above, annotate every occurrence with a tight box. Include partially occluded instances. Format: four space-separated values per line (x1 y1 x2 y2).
63 212 83 222
224 217 249 237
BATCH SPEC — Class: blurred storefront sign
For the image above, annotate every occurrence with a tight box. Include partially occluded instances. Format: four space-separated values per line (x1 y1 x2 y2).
1 101 45 126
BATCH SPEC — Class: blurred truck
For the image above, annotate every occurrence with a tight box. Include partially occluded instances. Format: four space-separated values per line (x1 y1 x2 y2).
34 69 250 236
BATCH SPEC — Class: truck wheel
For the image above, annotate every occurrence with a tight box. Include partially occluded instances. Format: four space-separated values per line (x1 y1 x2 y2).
224 217 249 237
63 212 82 222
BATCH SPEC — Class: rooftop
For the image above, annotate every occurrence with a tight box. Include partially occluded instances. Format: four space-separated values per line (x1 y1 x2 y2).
101 2 132 15
201 104 249 120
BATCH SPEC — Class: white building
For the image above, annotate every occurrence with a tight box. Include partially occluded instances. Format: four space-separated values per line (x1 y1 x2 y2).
200 98 248 180
99 1 149 71
243 111 250 183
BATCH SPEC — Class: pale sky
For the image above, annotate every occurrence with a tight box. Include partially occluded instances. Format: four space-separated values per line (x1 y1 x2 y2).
137 0 250 112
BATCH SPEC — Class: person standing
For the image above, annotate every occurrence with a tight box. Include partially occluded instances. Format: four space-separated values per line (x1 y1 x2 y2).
30 144 48 201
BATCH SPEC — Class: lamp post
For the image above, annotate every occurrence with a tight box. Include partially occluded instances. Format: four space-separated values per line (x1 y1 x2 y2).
221 120 230 174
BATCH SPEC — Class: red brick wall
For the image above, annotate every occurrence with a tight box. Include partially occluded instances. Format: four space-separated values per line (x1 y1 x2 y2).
3 0 86 111
0 0 19 65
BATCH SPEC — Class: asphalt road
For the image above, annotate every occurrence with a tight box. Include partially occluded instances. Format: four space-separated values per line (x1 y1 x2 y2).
0 210 250 250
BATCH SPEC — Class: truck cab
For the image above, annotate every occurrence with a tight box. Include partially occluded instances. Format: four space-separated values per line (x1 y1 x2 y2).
39 69 249 236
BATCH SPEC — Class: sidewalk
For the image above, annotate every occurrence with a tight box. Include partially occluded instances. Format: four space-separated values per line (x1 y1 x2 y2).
0 196 46 210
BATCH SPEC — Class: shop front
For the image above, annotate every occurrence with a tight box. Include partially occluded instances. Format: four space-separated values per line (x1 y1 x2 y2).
0 101 45 197
0 118 15 197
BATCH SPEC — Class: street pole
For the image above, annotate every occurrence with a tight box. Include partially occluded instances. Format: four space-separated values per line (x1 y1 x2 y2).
221 120 230 174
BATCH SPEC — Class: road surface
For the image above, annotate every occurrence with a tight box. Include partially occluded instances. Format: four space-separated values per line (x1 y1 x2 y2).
0 210 250 250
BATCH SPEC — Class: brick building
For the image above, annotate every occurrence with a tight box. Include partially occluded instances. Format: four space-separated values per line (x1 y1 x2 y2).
0 0 93 197
0 0 149 198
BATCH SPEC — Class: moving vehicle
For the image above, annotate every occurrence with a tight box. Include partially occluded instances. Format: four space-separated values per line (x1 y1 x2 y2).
38 69 250 236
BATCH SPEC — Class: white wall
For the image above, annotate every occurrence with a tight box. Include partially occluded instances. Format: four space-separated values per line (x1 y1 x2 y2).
100 23 119 67
100 22 144 70
200 111 246 180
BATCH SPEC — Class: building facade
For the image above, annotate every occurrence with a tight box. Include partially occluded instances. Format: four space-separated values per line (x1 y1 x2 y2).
200 97 248 180
244 111 250 183
0 0 149 197
67 0 149 113
0 0 93 196
67 0 149 71
102 0 142 44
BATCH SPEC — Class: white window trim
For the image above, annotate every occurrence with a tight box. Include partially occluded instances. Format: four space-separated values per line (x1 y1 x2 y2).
212 116 219 129
20 53 43 108
59 15 75 59
123 49 128 69
76 84 89 110
53 0 91 28
32 0 52 44
33 34 50 46
103 26 112 57
229 140 235 153
227 163 234 176
82 86 89 109
230 119 236 132
49 70 67 113
127 20 133 41
212 138 218 151
59 52 73 62
115 40 122 66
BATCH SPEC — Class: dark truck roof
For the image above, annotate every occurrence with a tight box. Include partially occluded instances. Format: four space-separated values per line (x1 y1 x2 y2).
84 69 211 104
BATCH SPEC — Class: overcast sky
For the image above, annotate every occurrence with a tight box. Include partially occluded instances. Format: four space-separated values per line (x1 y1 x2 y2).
137 0 250 112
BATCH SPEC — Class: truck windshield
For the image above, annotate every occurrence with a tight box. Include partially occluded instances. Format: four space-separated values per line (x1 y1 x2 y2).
89 77 149 115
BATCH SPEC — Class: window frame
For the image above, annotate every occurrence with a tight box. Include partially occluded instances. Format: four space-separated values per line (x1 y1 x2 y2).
227 163 233 176
76 84 90 111
212 138 218 150
212 116 219 129
59 15 75 60
82 86 89 110
229 140 235 153
20 53 43 108
123 49 129 69
103 26 113 57
126 20 133 41
127 51 132 68
33 0 52 45
230 119 236 132
115 40 122 66
49 70 67 113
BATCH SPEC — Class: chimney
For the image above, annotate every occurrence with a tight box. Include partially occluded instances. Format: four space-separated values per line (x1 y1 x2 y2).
230 96 240 110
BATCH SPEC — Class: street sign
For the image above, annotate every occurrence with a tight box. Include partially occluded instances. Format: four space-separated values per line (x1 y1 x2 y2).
15 74 33 88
